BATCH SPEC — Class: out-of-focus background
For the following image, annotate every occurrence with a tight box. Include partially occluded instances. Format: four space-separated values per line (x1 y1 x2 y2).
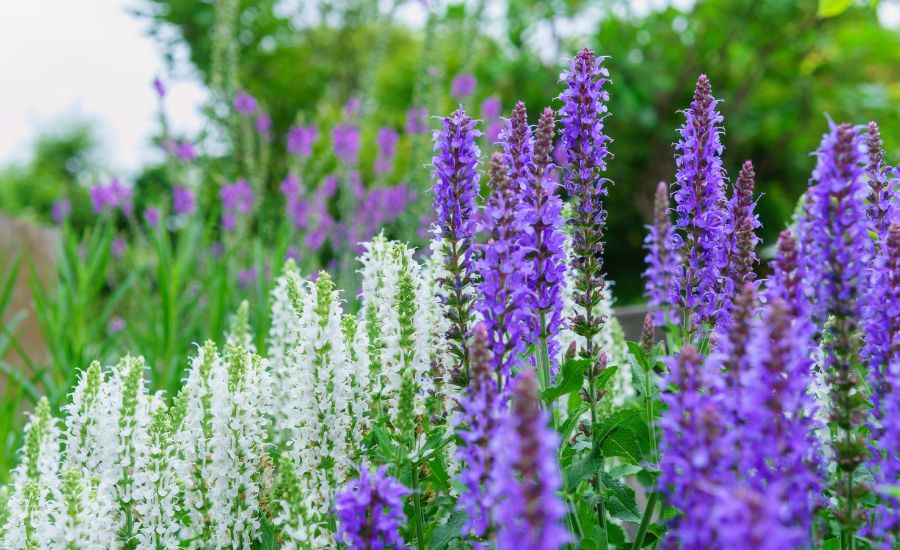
0 0 898 478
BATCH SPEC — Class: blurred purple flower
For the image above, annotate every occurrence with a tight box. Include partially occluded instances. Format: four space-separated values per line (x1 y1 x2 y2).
280 173 301 199
320 175 339 199
52 199 71 224
172 185 196 215
167 139 197 162
404 106 428 135
255 112 272 139
287 125 318 158
221 179 254 214
107 316 125 335
221 213 235 232
152 76 165 98
335 465 409 549
481 95 501 120
238 267 258 288
344 96 361 117
451 74 477 99
332 124 361 164
90 179 133 215
287 197 309 229
233 91 257 115
144 207 160 228
375 126 399 175
285 245 300 262
111 237 126 257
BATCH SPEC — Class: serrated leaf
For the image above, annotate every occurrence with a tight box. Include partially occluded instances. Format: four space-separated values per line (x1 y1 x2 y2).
564 449 603 492
594 365 619 391
543 358 591 401
593 408 639 446
626 341 649 370
257 515 277 550
600 471 641 523
557 404 587 441
602 428 642 464
609 464 643 479
427 456 451 492
607 521 626 545
430 511 468 549
642 524 668 547
630 360 660 399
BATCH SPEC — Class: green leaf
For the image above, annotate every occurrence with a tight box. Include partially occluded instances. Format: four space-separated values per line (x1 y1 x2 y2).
642 524 668 547
817 0 854 17
564 450 603 493
600 471 641 523
626 341 649 370
607 521 627 546
427 456 451 492
593 409 639 446
822 537 840 550
557 404 587 441
256 515 278 550
542 358 590 401
601 428 642 464
594 365 619 392
429 511 468 549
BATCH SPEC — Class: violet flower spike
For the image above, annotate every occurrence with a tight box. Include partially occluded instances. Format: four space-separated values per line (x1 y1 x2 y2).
864 122 893 244
455 323 500 539
559 47 612 372
491 368 569 549
431 106 482 374
375 127 399 176
335 465 410 550
643 181 679 326
474 152 533 384
669 74 730 334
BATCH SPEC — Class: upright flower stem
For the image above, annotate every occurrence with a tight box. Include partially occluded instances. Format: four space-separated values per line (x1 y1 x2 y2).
411 462 426 550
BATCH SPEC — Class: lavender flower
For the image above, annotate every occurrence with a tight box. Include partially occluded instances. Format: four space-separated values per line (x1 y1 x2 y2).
233 91 257 115
333 124 361 165
519 107 566 372
481 96 501 120
90 179 133 215
405 106 428 135
152 76 165 99
287 124 318 158
670 75 730 333
220 179 254 214
864 223 900 542
659 345 733 548
237 267 258 289
335 466 409 550
110 237 126 258
500 101 534 186
431 106 481 374
559 48 612 394
766 228 805 317
724 160 760 298
799 121 873 537
456 323 500 538
375 127 399 175
865 122 893 243
475 153 533 383
143 207 160 228
492 368 569 549
742 299 821 540
451 74 476 99
169 139 197 162
51 199 71 224
172 185 196 215
643 181 678 326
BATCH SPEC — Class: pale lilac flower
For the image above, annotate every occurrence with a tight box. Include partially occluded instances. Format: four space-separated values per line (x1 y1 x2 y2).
233 91 257 115
255 112 272 139
52 199 71 224
333 124 361 164
238 267 258 288
107 316 125 334
287 125 318 157
405 106 428 134
144 207 160 228
172 185 196 215
221 179 254 214
375 127 399 175
451 74 477 99
111 237 126 257
152 76 165 98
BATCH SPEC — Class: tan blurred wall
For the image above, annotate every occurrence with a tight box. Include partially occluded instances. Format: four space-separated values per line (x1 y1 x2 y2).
0 213 57 396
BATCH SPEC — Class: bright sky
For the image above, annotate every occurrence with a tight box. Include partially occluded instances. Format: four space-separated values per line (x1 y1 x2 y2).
0 0 206 175
1 0 898 177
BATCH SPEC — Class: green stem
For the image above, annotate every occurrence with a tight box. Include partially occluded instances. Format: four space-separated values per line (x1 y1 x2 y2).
631 488 658 550
588 384 608 543
537 313 557 430
645 368 658 463
411 462 426 550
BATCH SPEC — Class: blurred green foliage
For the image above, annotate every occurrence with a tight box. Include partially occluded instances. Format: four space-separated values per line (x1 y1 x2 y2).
136 0 900 301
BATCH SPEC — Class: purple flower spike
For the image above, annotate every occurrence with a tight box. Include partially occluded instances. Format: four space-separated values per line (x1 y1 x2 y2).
431 106 481 372
405 106 428 135
333 124 361 165
481 96 501 121
335 465 410 550
233 91 257 115
144 207 161 228
255 112 272 139
643 181 679 326
287 124 318 158
519 107 566 370
375 127 399 175
52 199 71 224
475 153 533 383
221 179 254 214
724 161 760 299
492 368 569 549
456 323 500 538
669 74 730 334
559 47 612 364
864 223 900 542
172 185 196 215
865 122 894 243
451 74 477 99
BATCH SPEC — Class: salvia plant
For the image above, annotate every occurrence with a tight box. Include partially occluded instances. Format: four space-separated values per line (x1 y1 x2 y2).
1 46 898 550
